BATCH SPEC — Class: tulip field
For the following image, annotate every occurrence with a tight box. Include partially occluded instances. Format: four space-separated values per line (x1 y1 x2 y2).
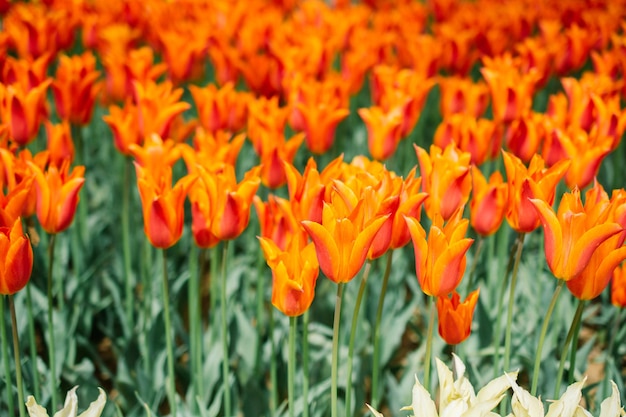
3 0 626 416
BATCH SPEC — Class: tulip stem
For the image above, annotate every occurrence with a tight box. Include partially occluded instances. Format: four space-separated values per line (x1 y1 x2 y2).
423 295 436 392
9 295 25 417
555 299 585 398
602 307 621 398
46 233 59 411
269 306 278 415
288 316 297 417
1 296 15 416
503 232 525 374
188 243 202 411
161 249 177 417
567 299 585 385
492 226 514 379
466 236 484 292
371 251 393 409
345 261 372 417
122 157 134 335
331 283 345 417
220 241 232 417
302 309 310 417
25 284 40 398
531 279 565 396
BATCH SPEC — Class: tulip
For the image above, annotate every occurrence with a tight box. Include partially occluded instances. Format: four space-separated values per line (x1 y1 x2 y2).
259 237 319 317
0 79 51 146
103 101 141 156
611 262 626 308
359 106 404 161
45 121 75 168
188 165 261 245
434 115 501 166
416 143 472 221
133 80 190 140
530 187 623 281
26 386 106 417
405 210 474 297
135 164 196 249
436 290 479 345
503 151 570 233
302 202 388 284
470 167 508 236
190 82 250 134
0 218 33 295
389 169 428 250
29 161 85 235
283 158 328 224
51 52 102 126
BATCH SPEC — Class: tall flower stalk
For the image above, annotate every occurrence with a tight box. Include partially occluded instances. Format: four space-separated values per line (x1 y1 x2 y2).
331 283 344 417
220 241 231 417
9 294 25 417
161 250 177 416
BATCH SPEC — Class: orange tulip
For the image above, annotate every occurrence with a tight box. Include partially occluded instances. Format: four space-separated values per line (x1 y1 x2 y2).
190 82 250 134
133 80 190 140
481 54 540 124
567 185 626 300
52 51 102 126
0 175 33 228
470 167 508 237
359 106 404 161
259 237 319 317
503 151 570 233
188 165 261 244
254 194 304 252
438 76 489 118
29 161 85 235
301 201 388 284
0 217 33 295
103 100 141 156
158 28 207 84
2 54 51 91
416 143 471 221
611 262 626 308
405 210 474 297
436 289 479 345
181 130 245 175
45 121 74 168
434 115 501 166
283 158 334 224
505 113 545 163
530 187 623 281
0 79 51 146
135 163 196 249
1 148 47 219
389 168 428 250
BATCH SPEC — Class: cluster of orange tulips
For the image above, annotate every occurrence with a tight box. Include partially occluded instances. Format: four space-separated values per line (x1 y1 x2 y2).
2 0 626 415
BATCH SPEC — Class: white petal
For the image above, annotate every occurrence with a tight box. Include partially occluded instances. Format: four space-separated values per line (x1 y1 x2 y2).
411 375 439 417
25 396 50 417
476 371 518 405
598 381 622 417
55 386 79 417
437 358 456 412
545 378 586 417
78 388 107 417
366 404 384 417
441 398 467 417
507 373 544 417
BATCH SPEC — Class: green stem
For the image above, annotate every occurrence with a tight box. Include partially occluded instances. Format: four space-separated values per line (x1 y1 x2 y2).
567 299 585 385
220 241 231 417
25 284 40 399
345 262 372 417
141 237 153 377
122 157 134 334
47 233 59 411
503 232 526 374
531 279 565 396
371 251 393 409
269 307 278 415
602 307 621 398
1 296 15 416
161 250 177 416
302 309 310 417
189 243 202 410
255 248 266 375
466 237 484 291
555 299 585 398
288 316 297 417
331 283 345 417
9 295 25 417
423 296 436 392
492 226 513 379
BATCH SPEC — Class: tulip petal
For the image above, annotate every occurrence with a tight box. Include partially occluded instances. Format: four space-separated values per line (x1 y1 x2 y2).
569 223 623 280
301 220 340 282
530 198 563 275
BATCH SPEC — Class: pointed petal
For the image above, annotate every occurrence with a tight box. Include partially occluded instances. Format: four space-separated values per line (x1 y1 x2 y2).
77 388 106 417
301 219 340 283
530 198 562 276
